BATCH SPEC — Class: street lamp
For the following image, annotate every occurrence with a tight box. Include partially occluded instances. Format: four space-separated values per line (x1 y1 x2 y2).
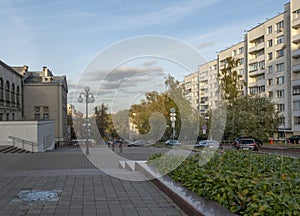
78 86 95 155
170 108 176 141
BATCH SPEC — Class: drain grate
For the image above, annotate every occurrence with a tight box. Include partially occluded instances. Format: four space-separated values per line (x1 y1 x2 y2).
16 190 61 202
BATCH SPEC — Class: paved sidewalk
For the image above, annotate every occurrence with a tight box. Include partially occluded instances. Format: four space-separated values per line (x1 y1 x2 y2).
0 146 186 216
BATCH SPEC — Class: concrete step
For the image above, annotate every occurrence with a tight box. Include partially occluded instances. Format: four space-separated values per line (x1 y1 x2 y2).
0 146 31 153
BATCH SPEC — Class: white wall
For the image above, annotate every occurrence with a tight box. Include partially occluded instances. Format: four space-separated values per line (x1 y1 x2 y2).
0 121 55 152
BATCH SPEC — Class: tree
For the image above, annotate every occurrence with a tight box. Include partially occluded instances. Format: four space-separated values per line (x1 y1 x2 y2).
218 57 244 105
223 96 280 140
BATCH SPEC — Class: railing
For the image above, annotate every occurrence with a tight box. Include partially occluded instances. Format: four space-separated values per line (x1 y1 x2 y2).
8 136 37 152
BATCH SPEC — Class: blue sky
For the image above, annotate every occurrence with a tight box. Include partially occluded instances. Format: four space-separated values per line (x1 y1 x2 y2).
0 0 288 112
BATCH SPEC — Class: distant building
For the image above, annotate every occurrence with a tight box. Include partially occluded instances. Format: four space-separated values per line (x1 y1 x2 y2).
22 66 68 145
0 60 23 121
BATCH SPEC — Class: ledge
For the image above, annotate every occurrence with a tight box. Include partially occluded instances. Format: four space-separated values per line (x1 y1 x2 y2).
129 161 237 216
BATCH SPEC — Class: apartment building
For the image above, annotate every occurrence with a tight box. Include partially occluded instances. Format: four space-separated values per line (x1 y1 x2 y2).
182 0 300 136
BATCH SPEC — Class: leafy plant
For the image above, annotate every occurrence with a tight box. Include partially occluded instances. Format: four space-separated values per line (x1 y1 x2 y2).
148 151 300 215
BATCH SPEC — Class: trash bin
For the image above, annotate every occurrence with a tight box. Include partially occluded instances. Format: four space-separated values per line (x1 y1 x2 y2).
270 138 274 145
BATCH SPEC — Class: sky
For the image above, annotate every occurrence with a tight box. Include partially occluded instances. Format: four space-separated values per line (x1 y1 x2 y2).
0 0 289 113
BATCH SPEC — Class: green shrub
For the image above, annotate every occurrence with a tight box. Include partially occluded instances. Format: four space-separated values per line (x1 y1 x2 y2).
148 151 300 215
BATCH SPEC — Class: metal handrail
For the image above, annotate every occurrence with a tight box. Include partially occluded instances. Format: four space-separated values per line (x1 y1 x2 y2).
8 136 37 152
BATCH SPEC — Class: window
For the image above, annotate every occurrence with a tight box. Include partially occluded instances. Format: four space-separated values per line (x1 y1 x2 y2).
249 63 258 72
5 81 10 104
43 114 49 120
268 65 273 73
0 113 3 121
276 49 284 58
268 39 273 47
35 106 40 113
268 78 273 86
35 114 40 121
276 35 284 44
0 78 3 103
277 104 285 112
12 113 15 121
293 86 300 95
267 26 272 34
268 91 273 98
259 61 265 69
268 52 272 60
293 9 300 19
276 63 284 72
276 90 284 98
255 49 264 58
258 85 265 93
295 116 300 125
239 69 244 75
250 87 258 95
6 113 9 121
43 106 49 113
276 21 284 31
11 84 15 107
293 100 300 110
233 50 237 56
16 86 20 107
239 58 244 65
276 76 284 85
239 47 244 54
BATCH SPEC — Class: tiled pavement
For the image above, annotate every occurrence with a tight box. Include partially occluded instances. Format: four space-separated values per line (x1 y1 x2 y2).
0 146 186 216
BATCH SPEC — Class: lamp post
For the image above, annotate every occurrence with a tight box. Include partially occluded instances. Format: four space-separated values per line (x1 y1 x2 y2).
170 108 176 141
78 87 95 155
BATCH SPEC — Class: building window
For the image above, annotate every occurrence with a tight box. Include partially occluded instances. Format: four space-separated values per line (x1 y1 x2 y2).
11 84 15 107
239 58 244 65
259 61 265 69
250 87 258 95
268 65 273 73
0 113 3 121
276 90 284 98
258 85 265 93
276 21 284 32
276 35 284 44
268 52 272 60
268 39 273 47
276 49 284 58
293 86 300 95
35 114 40 121
267 26 272 34
276 76 284 85
276 63 284 72
277 104 285 112
12 113 15 121
233 50 237 56
293 9 300 19
268 78 273 86
6 113 9 121
239 69 244 75
43 114 49 120
5 81 10 104
293 100 300 110
239 47 244 54
43 106 49 113
16 86 20 107
294 116 300 125
249 63 258 72
35 106 40 113
268 91 273 98
0 78 3 104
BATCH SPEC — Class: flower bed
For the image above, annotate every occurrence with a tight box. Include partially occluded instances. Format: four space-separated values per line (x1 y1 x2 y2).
147 151 300 215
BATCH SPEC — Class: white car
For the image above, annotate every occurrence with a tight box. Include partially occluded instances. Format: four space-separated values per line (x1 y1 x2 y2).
127 140 151 147
194 140 222 149
165 140 182 146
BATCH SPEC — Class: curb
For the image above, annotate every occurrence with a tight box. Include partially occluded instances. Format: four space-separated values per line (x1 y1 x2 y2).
120 160 237 216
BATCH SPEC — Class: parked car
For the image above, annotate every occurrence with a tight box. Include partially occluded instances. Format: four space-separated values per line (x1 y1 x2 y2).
235 138 258 151
165 140 182 146
127 140 151 147
194 140 223 149
233 136 263 147
287 135 300 144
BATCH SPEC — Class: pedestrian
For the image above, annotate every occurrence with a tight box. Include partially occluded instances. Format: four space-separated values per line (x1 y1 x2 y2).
119 140 123 153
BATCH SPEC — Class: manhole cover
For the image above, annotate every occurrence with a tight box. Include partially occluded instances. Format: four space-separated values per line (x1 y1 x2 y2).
17 190 61 201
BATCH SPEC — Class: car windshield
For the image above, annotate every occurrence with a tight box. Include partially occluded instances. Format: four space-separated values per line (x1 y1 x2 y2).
240 139 254 144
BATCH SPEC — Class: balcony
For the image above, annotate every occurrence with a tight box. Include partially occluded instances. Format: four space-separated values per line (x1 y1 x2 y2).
292 49 300 58
293 64 300 72
249 68 265 77
248 43 264 54
292 17 300 29
293 34 300 44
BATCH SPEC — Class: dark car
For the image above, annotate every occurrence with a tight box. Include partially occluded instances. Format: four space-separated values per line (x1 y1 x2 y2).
287 135 300 144
233 136 263 147
235 138 258 151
